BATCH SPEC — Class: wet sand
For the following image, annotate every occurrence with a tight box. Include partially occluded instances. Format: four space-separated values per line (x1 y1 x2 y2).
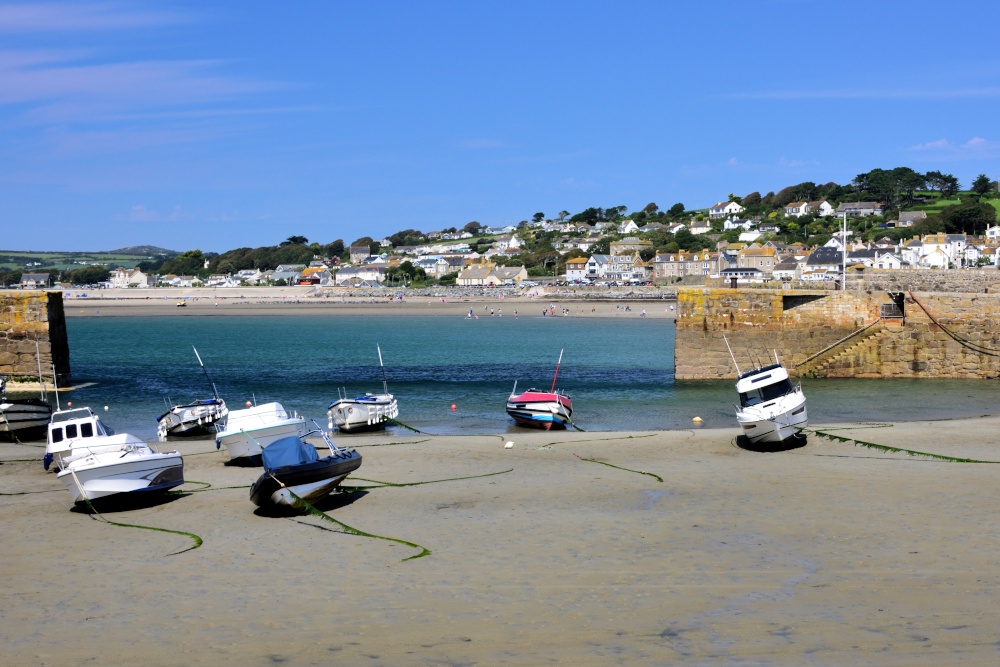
3 418 1000 665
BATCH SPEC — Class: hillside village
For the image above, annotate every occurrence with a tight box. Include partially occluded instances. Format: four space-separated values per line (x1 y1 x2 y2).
11 169 1000 290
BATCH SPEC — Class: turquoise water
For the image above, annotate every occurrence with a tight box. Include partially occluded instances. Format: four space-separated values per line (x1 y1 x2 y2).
61 314 1000 441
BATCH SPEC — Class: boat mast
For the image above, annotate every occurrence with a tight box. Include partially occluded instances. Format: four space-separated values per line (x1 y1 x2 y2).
377 344 389 396
193 346 220 400
551 349 564 393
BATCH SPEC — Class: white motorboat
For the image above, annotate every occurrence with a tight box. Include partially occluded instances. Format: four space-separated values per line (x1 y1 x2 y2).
728 343 808 444
249 428 362 509
0 376 52 442
156 347 228 440
214 401 307 462
327 345 398 433
328 391 398 433
44 407 184 505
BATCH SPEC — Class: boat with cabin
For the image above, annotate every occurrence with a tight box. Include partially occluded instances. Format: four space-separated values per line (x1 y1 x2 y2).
727 339 808 444
44 406 184 505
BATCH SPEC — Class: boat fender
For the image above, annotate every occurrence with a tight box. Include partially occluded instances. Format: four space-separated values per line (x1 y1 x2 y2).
43 452 53 470
215 439 221 450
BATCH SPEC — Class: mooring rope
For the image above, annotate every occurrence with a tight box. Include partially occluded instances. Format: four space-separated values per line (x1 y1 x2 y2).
908 290 1000 356
77 495 203 555
803 426 1000 463
345 468 513 491
266 471 430 561
572 452 663 482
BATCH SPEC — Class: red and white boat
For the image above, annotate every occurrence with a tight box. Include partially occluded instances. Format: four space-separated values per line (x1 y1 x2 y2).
505 350 573 430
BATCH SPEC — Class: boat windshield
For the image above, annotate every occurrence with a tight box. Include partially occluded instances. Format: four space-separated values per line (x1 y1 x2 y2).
739 378 793 407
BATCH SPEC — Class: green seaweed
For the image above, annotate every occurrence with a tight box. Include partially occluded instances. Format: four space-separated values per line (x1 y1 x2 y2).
806 428 1000 464
573 452 663 482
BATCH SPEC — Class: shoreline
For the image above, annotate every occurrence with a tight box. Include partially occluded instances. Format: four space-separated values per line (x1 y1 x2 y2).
4 418 1000 664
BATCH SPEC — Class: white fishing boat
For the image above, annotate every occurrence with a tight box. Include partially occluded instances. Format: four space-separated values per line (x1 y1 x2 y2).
505 350 573 430
214 401 307 463
0 376 52 442
156 347 228 440
44 407 184 505
249 428 362 509
727 340 808 444
327 345 399 433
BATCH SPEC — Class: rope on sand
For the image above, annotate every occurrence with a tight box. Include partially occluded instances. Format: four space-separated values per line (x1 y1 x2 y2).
804 427 1000 464
344 468 513 491
78 496 203 556
283 486 430 562
572 453 663 483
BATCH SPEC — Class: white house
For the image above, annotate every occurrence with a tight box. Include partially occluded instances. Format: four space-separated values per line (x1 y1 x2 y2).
709 201 745 219
110 267 149 289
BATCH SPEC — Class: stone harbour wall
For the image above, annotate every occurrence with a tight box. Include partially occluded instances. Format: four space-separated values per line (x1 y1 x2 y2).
675 287 1000 380
0 290 70 384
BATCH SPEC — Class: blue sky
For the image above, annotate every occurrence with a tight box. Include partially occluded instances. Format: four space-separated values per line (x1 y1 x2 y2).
1 0 998 252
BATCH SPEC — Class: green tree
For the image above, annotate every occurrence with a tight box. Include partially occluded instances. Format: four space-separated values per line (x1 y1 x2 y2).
939 201 996 235
281 235 309 246
668 203 686 216
532 212 545 223
972 173 992 196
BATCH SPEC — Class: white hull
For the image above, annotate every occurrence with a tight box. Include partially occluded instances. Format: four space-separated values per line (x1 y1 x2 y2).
736 388 808 444
57 448 184 504
157 400 228 440
269 472 353 506
327 394 398 433
215 404 307 460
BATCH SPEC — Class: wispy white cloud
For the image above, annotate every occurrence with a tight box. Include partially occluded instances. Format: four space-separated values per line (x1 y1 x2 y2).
725 88 1000 101
909 136 1000 157
0 2 191 33
115 204 181 223
727 157 738 166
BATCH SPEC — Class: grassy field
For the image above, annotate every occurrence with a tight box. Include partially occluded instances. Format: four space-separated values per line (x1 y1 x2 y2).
0 251 165 271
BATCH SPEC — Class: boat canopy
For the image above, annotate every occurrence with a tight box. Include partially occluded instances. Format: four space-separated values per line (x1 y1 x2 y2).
262 435 318 471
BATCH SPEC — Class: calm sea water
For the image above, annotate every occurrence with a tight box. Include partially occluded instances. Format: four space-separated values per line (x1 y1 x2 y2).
57 314 1000 441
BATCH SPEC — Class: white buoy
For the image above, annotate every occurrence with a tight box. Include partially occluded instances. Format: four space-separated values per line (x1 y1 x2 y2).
104 406 109 411
504 441 514 449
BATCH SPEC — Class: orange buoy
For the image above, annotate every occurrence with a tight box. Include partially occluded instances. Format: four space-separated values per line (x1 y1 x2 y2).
693 416 702 423
246 401 252 407
67 401 73 407
451 404 457 411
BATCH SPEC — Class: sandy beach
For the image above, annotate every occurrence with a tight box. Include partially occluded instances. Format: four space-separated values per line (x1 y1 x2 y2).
60 286 678 319
3 417 1000 666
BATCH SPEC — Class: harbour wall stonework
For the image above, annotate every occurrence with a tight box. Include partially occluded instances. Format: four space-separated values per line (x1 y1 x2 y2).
675 286 1000 380
0 291 70 384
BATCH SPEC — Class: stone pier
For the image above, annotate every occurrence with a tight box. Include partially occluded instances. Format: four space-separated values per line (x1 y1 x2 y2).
0 290 70 385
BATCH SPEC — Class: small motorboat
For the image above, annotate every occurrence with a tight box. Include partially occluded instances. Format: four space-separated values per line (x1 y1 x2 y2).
215 401 307 463
327 345 398 433
0 375 52 442
250 429 362 509
156 347 228 440
44 407 184 505
506 350 573 430
727 339 808 444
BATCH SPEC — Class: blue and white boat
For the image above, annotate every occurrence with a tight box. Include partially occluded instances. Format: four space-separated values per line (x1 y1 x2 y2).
327 345 398 433
156 347 228 440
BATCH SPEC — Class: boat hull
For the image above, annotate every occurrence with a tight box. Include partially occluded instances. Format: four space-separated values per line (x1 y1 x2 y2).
0 398 52 441
328 394 398 433
736 392 808 444
157 399 228 440
506 391 573 430
216 419 308 461
250 450 362 508
57 451 184 504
